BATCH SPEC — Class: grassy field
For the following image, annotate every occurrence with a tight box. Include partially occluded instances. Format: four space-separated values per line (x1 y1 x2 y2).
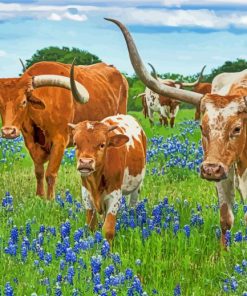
0 109 246 296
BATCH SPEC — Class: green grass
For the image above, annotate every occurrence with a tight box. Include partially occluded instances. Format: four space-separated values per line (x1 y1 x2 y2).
0 109 246 295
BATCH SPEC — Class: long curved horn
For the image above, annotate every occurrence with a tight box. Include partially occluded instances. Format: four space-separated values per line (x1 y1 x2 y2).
32 72 89 104
148 63 158 80
180 65 206 87
70 59 89 104
133 92 145 99
19 58 26 72
105 18 202 105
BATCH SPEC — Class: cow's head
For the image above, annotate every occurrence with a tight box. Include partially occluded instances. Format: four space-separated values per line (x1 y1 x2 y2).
200 94 247 181
0 78 30 138
69 121 129 177
0 62 89 139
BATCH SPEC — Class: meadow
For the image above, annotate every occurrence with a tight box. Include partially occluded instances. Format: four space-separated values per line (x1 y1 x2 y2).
0 109 246 296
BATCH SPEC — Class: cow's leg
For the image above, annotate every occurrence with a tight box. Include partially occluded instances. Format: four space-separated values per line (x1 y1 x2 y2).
235 170 247 225
81 186 98 231
170 117 175 128
22 133 49 197
170 105 179 128
216 167 235 246
129 186 140 208
45 135 67 199
148 108 154 126
160 107 169 126
103 189 122 242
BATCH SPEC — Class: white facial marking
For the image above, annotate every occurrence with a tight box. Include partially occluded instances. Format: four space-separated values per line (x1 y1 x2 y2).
205 101 240 138
86 122 94 130
102 114 144 149
81 186 93 210
121 167 146 195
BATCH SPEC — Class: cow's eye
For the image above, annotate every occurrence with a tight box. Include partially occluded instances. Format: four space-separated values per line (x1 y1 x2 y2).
231 126 241 137
99 143 105 149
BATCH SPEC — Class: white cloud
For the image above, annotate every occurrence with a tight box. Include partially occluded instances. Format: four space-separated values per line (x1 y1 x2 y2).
47 12 87 22
47 13 62 21
0 50 7 57
0 2 246 31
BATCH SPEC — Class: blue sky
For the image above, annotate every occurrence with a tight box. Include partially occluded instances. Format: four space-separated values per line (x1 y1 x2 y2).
0 0 247 77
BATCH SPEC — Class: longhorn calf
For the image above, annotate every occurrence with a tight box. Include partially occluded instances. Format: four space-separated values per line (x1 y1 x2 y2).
69 114 146 241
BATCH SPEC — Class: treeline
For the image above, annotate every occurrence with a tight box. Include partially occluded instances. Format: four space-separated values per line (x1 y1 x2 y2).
23 46 247 111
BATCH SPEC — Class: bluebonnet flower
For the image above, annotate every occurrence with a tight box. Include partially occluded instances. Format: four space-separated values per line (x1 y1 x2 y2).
142 227 150 240
94 231 103 243
104 265 114 278
135 259 141 266
55 284 62 296
67 266 75 285
234 264 243 274
112 253 121 265
5 282 14 296
39 225 45 233
56 194 64 207
183 225 190 238
230 277 238 291
60 220 71 238
21 246 28 262
65 248 76 264
65 190 73 203
101 239 110 258
91 255 102 274
234 231 243 242
60 259 66 271
44 253 52 265
173 221 180 235
174 284 181 296
74 228 84 242
10 225 18 243
125 268 133 280
56 274 62 283
225 230 231 247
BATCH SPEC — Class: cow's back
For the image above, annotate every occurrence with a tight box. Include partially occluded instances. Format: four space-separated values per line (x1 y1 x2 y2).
23 61 128 139
103 115 146 194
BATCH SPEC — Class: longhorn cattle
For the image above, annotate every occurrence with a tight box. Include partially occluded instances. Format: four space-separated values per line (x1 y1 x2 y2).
69 114 146 241
106 18 247 246
193 83 212 120
134 64 205 127
0 61 128 199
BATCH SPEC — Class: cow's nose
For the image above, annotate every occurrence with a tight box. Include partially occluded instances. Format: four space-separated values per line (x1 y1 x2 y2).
79 158 94 165
200 162 227 181
1 126 18 138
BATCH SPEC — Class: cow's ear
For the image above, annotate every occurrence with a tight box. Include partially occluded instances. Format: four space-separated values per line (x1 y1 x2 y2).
27 96 45 110
108 134 129 147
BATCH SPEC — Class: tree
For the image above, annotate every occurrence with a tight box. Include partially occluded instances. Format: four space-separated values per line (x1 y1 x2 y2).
206 59 247 82
24 46 101 70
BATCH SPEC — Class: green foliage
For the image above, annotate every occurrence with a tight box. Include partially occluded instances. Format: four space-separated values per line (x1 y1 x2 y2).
24 46 101 70
206 58 247 82
1 110 246 295
125 74 145 112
